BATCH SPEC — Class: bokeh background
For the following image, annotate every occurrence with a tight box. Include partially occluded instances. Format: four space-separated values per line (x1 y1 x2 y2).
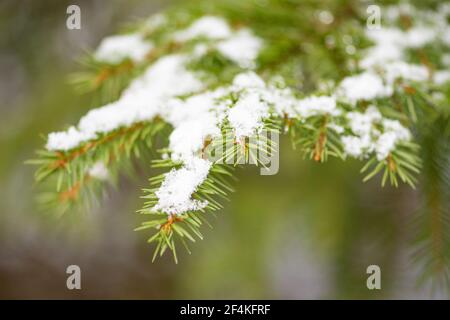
0 0 443 299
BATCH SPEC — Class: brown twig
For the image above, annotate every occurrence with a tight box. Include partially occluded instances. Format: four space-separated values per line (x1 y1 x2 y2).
313 116 328 162
49 122 146 170
160 214 184 234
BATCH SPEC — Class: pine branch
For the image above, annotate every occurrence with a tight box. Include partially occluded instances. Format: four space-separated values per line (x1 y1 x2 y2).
137 159 235 263
28 120 167 212
27 1 450 276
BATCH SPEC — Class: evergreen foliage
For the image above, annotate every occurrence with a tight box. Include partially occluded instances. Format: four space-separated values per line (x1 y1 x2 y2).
28 0 450 290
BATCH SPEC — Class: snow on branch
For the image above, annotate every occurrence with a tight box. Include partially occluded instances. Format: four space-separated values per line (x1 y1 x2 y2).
30 1 450 262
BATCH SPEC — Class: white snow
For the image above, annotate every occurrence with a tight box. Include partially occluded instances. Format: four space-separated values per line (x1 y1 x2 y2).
383 61 429 84
228 90 269 138
434 70 450 85
385 3 415 22
365 28 405 46
341 107 411 160
337 72 393 104
346 106 382 136
165 91 226 161
232 72 266 89
263 87 298 117
375 118 411 161
360 43 404 69
342 135 373 158
362 26 434 68
122 54 203 99
404 27 435 48
360 23 437 78
173 17 263 69
46 126 96 151
173 16 232 42
217 29 263 69
382 119 411 141
153 157 212 215
94 34 153 64
374 132 398 160
46 55 203 151
295 96 340 118
169 116 221 161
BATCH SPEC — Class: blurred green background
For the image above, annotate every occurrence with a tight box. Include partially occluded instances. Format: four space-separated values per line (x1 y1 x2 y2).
0 0 441 299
